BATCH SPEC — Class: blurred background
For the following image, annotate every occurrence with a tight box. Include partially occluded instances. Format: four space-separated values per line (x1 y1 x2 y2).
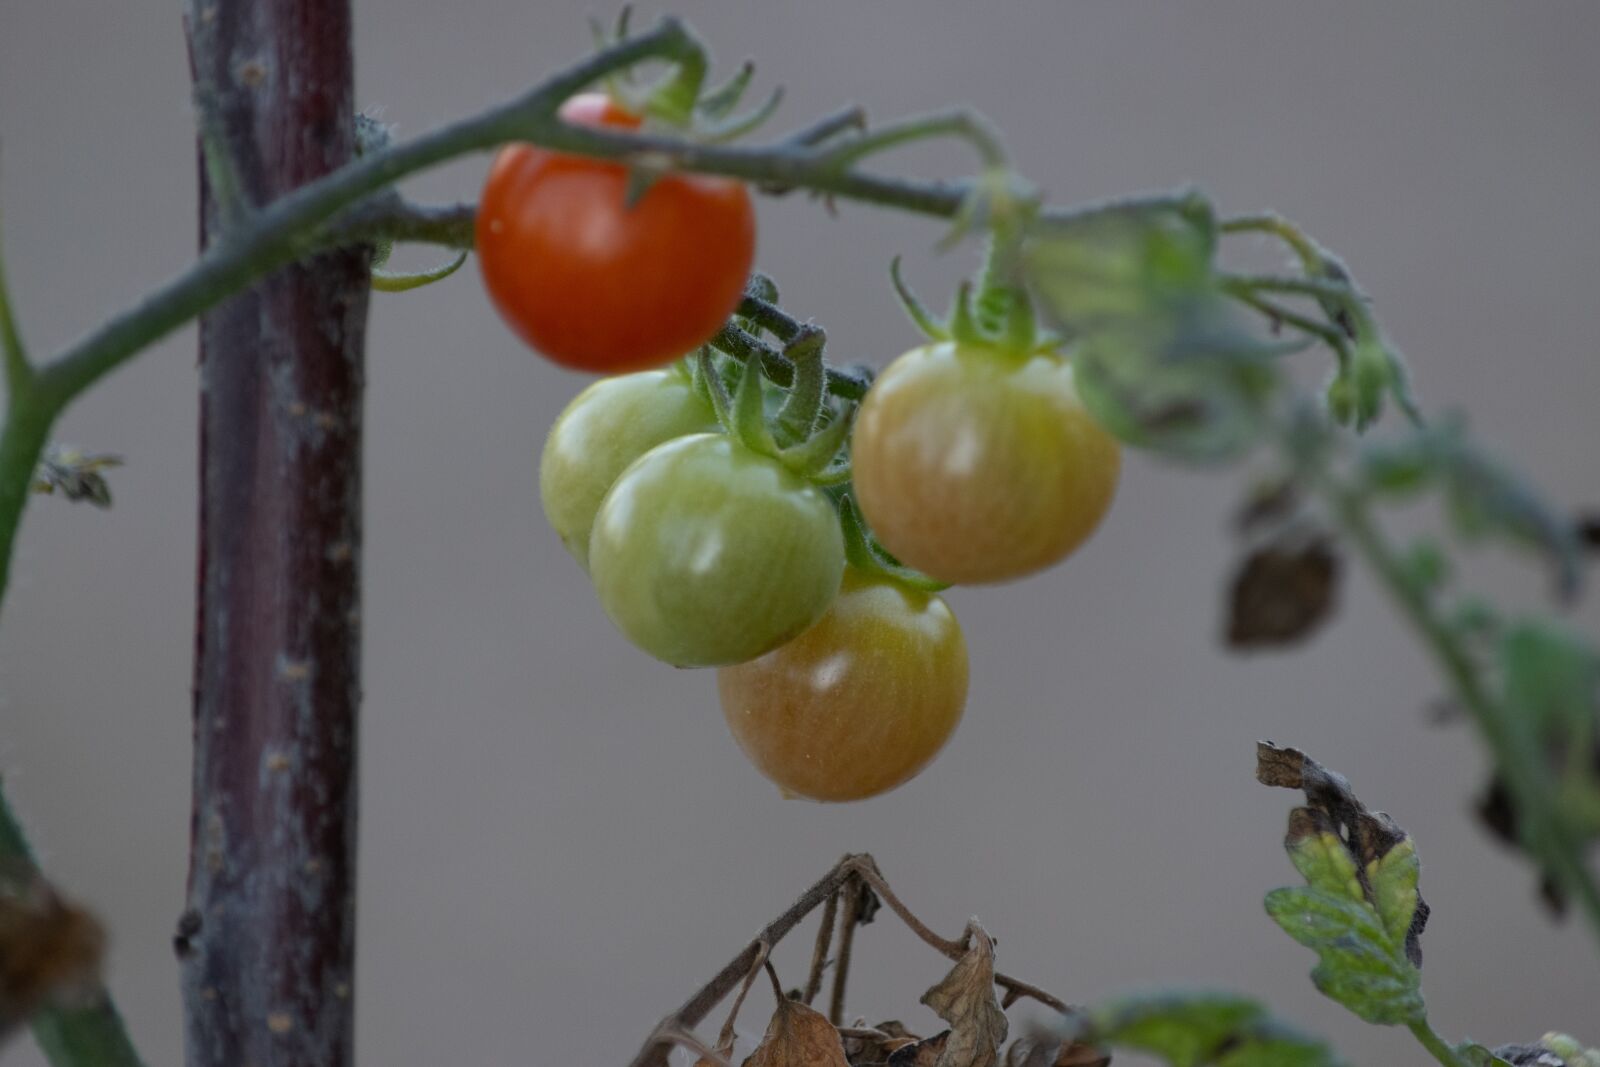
3 2 1599 1063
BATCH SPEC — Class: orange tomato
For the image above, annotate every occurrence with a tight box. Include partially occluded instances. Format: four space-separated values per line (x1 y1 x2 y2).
851 342 1121 584
718 568 968 802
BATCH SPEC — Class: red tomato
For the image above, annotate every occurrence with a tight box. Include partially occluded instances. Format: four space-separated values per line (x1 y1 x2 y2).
477 93 756 373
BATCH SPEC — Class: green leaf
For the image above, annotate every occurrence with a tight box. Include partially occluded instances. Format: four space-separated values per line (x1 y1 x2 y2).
1499 620 1600 744
1366 837 1422 949
1264 887 1423 1025
1071 328 1277 464
1284 826 1363 903
1074 992 1345 1067
1023 199 1215 335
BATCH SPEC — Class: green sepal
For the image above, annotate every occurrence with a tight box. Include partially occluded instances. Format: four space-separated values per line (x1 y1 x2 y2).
889 256 949 341
946 281 983 346
695 60 754 119
779 402 853 479
370 250 469 293
837 495 949 593
697 347 735 429
699 86 784 145
725 350 776 456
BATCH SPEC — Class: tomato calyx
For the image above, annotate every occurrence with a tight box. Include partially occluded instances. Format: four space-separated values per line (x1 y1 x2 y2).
837 495 951 594
584 10 782 144
890 253 1061 366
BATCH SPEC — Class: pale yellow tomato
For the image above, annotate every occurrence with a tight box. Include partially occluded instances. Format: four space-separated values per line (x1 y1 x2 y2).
851 343 1121 584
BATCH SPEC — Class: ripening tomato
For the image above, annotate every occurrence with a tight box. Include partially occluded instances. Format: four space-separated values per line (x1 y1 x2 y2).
718 567 968 802
477 93 756 373
851 343 1120 585
588 433 845 667
539 369 718 568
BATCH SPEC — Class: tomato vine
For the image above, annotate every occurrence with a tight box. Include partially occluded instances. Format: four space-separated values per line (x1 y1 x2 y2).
1 11 1597 1067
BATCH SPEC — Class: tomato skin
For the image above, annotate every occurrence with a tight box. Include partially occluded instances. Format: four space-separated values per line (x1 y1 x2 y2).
718 568 968 802
477 93 756 374
588 433 845 667
539 369 718 568
851 343 1121 585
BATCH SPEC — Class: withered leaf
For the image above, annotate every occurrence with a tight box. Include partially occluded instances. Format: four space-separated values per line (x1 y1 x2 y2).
1003 1030 1110 1067
887 1030 949 1067
842 1025 919 1066
0 867 106 1038
1256 742 1429 966
1226 538 1340 649
743 997 850 1067
919 922 1009 1067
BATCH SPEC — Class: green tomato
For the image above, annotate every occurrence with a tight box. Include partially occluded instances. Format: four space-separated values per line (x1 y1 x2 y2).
588 433 846 667
539 369 717 567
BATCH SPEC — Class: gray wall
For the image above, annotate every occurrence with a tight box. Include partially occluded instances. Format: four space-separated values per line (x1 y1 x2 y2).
3 2 1598 1064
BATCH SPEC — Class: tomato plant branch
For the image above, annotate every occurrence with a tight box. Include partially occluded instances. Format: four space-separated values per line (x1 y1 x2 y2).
828 878 863 1025
1311 462 1600 947
627 854 1072 1067
0 777 147 1067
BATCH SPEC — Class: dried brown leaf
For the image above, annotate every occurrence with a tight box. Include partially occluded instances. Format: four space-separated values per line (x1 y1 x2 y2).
887 1031 949 1067
919 922 1008 1067
1003 1024 1109 1067
0 867 105 1036
842 1026 919 1066
1226 538 1340 649
743 997 850 1067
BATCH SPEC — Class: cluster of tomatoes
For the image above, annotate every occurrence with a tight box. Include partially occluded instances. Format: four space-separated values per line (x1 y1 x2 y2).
476 94 1121 802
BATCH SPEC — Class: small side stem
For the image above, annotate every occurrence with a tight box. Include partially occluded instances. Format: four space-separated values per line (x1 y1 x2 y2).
815 109 1006 172
1219 212 1329 274
1407 1019 1470 1067
802 890 839 1005
828 881 862 1025
0 778 146 1067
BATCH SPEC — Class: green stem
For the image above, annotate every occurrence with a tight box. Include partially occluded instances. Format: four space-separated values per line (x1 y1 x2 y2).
1318 471 1600 948
1223 281 1353 371
1219 212 1329 274
812 109 1006 172
0 778 146 1067
1408 1019 1470 1067
0 243 29 394
1221 272 1366 315
0 383 58 605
